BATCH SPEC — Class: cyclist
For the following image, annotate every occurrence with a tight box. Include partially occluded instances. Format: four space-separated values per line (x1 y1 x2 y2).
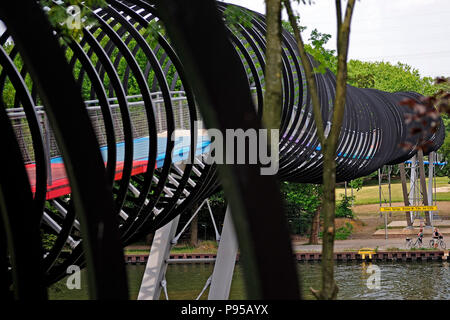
417 228 424 245
432 227 442 248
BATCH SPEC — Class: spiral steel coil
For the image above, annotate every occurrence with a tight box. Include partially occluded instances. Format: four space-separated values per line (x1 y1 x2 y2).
0 0 444 292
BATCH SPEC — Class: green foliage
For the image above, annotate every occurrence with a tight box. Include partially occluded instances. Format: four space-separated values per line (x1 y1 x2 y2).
304 29 337 74
347 60 436 95
223 5 254 30
320 222 353 240
207 190 227 208
281 22 336 74
349 178 363 192
282 18 306 36
146 19 166 41
190 182 322 237
335 222 353 240
41 231 57 251
30 1 179 106
335 194 354 218
40 0 107 44
281 182 322 235
48 280 67 294
176 182 322 239
349 73 375 88
439 128 450 180
60 22 179 101
282 182 321 212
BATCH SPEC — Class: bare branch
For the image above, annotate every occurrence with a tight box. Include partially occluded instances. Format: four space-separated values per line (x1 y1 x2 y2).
328 0 356 148
335 0 342 37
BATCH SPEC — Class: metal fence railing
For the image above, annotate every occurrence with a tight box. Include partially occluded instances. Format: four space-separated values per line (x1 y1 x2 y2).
6 91 201 164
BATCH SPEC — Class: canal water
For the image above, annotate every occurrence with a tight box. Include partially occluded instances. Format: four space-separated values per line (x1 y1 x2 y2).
48 261 450 300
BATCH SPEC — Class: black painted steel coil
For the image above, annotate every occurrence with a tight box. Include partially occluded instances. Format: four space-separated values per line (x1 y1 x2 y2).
0 1 444 289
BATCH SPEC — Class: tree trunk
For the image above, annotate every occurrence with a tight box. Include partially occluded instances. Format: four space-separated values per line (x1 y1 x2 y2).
315 0 356 300
417 149 431 226
262 0 283 132
284 0 356 300
316 147 339 299
145 233 154 246
399 163 413 226
309 205 321 245
190 211 199 247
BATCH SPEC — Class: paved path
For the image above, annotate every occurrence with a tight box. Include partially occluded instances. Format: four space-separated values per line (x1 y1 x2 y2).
292 238 410 252
128 238 429 254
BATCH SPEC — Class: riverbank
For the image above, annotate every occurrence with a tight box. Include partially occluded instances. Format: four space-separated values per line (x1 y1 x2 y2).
124 201 450 263
124 248 449 264
126 238 443 256
125 236 449 264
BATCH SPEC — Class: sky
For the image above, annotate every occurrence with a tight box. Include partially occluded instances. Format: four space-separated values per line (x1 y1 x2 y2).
1 1 448 78
224 0 450 79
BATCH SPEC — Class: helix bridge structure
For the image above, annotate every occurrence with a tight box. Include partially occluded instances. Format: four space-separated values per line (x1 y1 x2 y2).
0 1 444 299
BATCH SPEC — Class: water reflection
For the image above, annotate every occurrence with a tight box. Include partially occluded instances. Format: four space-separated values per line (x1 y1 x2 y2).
48 261 450 300
327 261 450 300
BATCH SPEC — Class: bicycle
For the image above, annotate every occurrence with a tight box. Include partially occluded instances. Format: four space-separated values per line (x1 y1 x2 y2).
406 237 423 249
429 237 446 249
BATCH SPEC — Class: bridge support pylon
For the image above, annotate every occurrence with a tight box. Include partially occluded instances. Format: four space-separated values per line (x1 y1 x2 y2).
137 215 180 300
208 206 238 300
400 152 438 228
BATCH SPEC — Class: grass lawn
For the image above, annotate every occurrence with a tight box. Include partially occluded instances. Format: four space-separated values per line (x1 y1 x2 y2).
170 240 218 254
124 240 218 255
337 176 450 205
